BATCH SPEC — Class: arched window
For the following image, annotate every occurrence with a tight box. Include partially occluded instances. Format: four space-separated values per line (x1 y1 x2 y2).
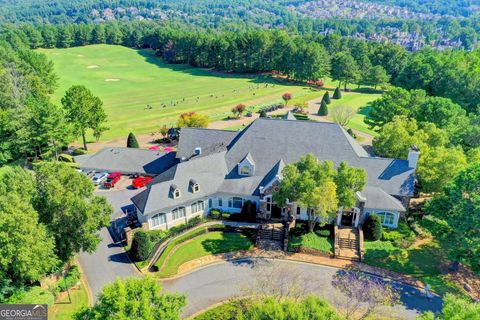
191 201 205 213
151 213 166 227
172 207 186 220
228 197 244 209
375 212 396 226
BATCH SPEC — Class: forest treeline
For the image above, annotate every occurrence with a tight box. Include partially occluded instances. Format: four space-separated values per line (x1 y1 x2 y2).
0 0 479 50
5 21 480 115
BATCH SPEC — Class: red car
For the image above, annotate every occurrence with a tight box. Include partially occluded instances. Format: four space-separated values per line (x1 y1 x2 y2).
132 176 153 189
103 172 122 189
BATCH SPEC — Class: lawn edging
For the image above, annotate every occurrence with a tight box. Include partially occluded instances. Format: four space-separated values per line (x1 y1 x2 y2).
147 220 259 272
159 249 438 295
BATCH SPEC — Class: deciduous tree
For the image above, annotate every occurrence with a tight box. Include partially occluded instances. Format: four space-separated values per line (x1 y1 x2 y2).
177 112 209 128
231 103 247 118
34 162 112 262
281 93 292 106
74 277 186 320
61 85 108 150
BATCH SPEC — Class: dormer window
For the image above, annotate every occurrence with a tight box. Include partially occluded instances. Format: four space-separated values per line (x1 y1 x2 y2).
190 179 200 193
170 184 180 199
240 165 251 175
238 153 255 176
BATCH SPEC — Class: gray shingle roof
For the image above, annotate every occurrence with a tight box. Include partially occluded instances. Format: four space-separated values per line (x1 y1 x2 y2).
132 152 227 215
78 147 178 175
176 127 238 160
360 187 406 212
133 118 415 214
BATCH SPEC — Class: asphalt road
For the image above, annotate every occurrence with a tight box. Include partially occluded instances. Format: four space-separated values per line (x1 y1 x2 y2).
78 187 141 299
163 259 443 319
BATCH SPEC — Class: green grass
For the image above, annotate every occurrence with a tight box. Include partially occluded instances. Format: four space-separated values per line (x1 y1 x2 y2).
363 239 463 296
288 229 334 254
48 281 89 320
39 45 312 141
40 44 383 140
157 231 253 278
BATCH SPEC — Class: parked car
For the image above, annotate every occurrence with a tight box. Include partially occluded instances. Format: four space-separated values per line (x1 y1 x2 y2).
132 176 153 189
103 172 122 189
92 172 108 185
82 170 96 178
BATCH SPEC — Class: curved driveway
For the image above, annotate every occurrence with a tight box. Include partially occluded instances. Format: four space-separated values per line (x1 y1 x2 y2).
78 188 141 299
162 259 442 319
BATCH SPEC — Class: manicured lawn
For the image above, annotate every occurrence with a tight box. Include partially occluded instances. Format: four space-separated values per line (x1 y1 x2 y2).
48 280 89 320
157 231 254 278
288 229 334 254
39 45 311 141
363 239 463 296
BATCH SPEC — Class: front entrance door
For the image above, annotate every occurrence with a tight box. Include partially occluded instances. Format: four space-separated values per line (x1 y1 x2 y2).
271 204 281 219
265 195 282 219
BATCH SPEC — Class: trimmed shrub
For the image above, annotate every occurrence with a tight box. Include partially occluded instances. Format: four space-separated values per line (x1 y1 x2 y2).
230 201 257 222
72 148 87 156
333 87 342 99
58 154 74 163
323 91 331 104
130 231 153 261
318 100 328 116
259 110 267 118
346 128 356 138
363 214 383 241
127 132 140 148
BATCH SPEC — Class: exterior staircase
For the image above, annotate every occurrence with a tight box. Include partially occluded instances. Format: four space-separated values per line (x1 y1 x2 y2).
257 223 285 251
334 226 363 261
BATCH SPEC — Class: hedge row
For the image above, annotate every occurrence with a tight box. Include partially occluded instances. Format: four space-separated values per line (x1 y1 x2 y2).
153 224 225 271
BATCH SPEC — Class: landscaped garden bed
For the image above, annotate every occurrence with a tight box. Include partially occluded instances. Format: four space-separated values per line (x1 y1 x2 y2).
154 225 255 278
287 222 334 256
363 221 464 296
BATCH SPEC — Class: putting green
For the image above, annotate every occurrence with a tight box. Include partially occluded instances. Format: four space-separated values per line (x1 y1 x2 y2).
39 45 312 141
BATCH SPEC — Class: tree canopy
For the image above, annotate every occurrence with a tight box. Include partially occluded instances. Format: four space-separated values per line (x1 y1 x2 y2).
34 162 112 262
61 85 107 150
75 277 186 320
425 162 480 269
177 112 209 128
274 154 366 231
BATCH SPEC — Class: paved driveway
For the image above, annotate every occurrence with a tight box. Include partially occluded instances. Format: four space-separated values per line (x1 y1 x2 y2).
78 187 142 299
163 259 442 319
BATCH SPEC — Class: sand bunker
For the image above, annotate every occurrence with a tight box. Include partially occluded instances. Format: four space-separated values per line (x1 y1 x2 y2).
87 65 99 69
105 78 120 82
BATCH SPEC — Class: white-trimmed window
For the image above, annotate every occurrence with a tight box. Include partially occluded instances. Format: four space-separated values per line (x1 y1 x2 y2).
375 211 396 227
240 165 252 176
172 207 186 220
193 183 200 193
218 198 223 207
191 201 205 213
173 189 181 199
151 213 167 227
228 197 244 208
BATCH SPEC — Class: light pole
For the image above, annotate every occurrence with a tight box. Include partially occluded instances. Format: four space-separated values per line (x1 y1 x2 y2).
62 269 72 303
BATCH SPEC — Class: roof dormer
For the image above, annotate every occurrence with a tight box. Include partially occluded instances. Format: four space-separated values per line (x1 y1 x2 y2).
190 179 200 193
170 184 181 199
238 153 255 176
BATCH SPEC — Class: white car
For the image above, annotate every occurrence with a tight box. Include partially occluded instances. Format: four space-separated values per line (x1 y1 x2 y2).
92 172 108 185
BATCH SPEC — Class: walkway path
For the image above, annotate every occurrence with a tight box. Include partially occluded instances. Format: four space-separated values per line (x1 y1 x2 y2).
162 258 442 319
